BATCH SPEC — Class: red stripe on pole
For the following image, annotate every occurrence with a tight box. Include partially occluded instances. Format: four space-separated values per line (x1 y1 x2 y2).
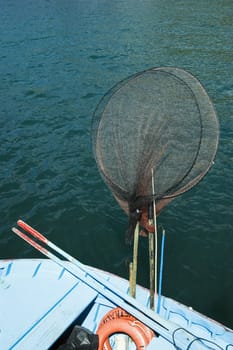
17 220 48 244
12 228 49 256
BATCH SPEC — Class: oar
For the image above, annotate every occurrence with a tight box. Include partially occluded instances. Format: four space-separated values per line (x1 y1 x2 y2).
12 221 207 350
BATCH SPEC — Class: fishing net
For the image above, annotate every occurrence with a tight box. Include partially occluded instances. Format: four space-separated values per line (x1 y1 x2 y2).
92 67 219 241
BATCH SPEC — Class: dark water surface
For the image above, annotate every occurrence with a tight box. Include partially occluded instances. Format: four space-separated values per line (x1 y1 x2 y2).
1 0 233 328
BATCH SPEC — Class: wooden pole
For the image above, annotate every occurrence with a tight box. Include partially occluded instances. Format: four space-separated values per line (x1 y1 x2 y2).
148 230 155 309
129 221 139 298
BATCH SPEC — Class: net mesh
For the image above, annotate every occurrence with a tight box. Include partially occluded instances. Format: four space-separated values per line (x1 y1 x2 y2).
92 67 219 240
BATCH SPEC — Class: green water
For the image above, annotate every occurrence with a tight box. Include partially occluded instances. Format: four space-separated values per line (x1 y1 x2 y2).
0 0 233 328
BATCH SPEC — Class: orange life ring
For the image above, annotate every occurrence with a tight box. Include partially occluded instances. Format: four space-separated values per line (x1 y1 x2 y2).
96 307 154 350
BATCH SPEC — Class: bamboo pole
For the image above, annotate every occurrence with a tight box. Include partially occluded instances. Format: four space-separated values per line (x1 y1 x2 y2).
130 221 139 298
148 230 155 309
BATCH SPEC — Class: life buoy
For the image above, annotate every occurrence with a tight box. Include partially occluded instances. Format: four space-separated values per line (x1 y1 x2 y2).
96 307 154 350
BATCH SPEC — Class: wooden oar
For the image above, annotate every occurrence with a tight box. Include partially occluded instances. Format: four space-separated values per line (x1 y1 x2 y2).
12 220 207 350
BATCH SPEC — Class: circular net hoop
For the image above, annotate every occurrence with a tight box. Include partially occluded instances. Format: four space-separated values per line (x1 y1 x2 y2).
92 67 219 215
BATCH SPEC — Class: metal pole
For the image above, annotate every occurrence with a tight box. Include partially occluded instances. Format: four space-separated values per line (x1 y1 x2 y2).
151 168 158 297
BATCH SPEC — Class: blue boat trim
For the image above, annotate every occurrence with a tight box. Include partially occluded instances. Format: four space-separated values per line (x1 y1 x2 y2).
58 267 66 280
5 261 13 276
32 262 42 277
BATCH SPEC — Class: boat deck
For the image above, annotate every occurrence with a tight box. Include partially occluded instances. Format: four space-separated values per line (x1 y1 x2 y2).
0 259 232 350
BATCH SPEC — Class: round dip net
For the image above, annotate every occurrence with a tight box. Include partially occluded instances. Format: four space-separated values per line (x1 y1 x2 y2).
92 67 219 242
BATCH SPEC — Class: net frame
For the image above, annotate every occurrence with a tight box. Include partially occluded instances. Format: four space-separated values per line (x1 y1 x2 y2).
92 67 219 215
